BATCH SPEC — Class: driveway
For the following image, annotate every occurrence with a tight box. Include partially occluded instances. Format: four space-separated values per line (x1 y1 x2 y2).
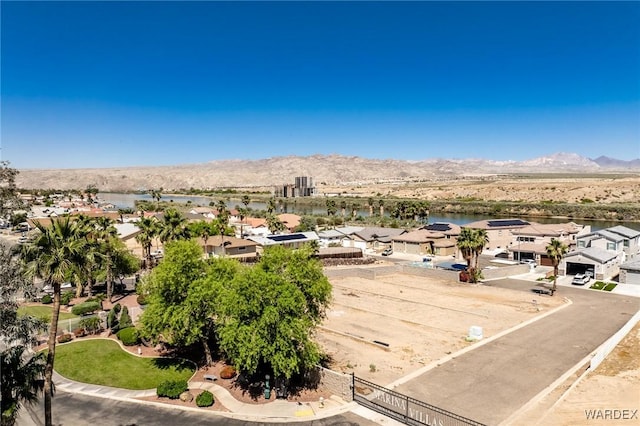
392 278 640 425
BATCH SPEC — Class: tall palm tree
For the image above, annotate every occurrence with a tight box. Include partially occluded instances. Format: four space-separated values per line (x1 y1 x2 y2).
1 346 46 426
241 195 251 209
94 217 118 301
135 217 158 270
367 197 374 217
473 229 489 273
546 238 568 296
456 227 476 281
325 199 337 217
378 199 385 217
340 200 347 217
23 217 85 426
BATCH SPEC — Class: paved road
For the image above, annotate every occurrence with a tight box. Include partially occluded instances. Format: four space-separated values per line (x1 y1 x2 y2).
393 279 640 425
18 391 379 426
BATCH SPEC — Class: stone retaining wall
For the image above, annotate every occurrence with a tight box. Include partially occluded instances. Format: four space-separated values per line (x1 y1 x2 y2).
316 366 353 402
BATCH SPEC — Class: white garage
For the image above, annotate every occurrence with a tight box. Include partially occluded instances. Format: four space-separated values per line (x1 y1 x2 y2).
620 260 640 285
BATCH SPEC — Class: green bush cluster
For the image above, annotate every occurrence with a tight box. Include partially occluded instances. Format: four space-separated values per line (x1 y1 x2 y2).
71 301 101 316
119 306 132 329
116 327 139 346
61 291 74 305
196 390 214 407
41 294 53 304
156 380 188 399
79 316 101 334
136 294 148 305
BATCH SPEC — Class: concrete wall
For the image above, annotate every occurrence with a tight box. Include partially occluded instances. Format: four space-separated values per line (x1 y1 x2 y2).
316 366 353 402
590 310 640 370
481 264 530 280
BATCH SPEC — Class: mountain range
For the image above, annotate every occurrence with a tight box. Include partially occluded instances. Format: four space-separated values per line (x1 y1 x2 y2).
16 153 640 191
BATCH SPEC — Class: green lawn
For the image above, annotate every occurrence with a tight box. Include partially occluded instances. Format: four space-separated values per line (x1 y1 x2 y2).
18 305 78 321
603 283 618 292
53 339 195 389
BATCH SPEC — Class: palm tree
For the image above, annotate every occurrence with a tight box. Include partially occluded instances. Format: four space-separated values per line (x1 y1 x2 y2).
340 200 347 217
546 238 568 296
456 227 476 281
472 229 489 273
266 214 286 234
158 208 188 243
325 199 337 217
367 197 374 217
135 217 158 270
266 197 276 214
378 199 385 217
94 216 118 301
150 188 162 211
242 195 251 209
23 217 85 426
1 346 46 426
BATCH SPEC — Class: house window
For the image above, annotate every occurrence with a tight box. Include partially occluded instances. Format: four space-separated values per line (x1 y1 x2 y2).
577 240 585 248
623 240 629 248
607 242 615 251
238 246 246 251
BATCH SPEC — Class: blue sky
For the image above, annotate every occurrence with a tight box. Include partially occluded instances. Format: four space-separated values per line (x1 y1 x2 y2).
2 1 639 169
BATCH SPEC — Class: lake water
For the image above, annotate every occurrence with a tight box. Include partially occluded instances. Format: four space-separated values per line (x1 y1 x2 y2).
99 193 638 232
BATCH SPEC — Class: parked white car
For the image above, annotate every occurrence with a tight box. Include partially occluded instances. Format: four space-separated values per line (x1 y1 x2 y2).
572 274 590 286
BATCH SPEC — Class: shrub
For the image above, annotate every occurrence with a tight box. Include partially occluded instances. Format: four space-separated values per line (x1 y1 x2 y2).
72 327 85 337
79 316 101 335
136 294 148 305
117 327 139 346
71 301 100 316
107 309 119 331
113 303 122 314
119 306 132 329
57 334 73 343
61 291 74 305
41 294 53 304
196 390 214 407
220 365 236 379
156 380 188 399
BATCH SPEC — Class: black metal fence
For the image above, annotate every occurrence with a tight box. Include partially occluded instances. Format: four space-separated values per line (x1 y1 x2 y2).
353 375 485 426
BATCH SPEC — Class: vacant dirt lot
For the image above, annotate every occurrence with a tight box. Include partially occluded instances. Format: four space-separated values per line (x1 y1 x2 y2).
318 270 564 385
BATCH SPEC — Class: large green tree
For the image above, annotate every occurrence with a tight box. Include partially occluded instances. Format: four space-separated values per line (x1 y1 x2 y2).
140 240 238 365
22 217 85 426
158 208 188 243
546 238 569 296
217 244 331 379
1 243 46 426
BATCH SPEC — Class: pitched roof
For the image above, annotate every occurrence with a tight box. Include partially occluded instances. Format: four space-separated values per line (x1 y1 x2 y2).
245 217 267 228
422 222 461 235
277 213 301 230
198 235 257 249
512 222 585 237
393 229 445 243
464 218 530 230
607 225 640 239
620 259 640 272
352 227 406 242
564 247 619 264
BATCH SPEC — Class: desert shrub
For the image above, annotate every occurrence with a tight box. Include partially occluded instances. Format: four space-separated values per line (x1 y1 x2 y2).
220 365 236 379
57 334 73 344
156 380 188 399
79 316 101 334
72 327 85 337
71 301 100 316
119 306 132 329
61 291 74 305
196 390 214 407
117 327 139 346
112 302 121 314
41 294 52 304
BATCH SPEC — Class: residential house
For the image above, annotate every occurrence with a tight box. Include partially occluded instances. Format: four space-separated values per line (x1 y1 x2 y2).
277 213 302 232
606 226 640 261
199 235 258 260
619 260 640 285
240 217 269 237
247 232 319 252
463 219 531 251
509 222 591 265
342 227 407 252
317 226 364 247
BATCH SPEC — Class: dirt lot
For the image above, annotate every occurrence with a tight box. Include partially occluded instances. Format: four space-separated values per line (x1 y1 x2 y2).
318 271 564 385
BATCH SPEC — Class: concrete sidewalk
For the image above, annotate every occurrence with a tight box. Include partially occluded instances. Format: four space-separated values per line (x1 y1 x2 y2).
52 371 357 422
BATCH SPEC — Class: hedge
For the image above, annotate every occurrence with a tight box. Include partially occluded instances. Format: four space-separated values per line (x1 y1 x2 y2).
116 327 139 346
119 306 132 329
156 380 188 399
42 294 53 304
71 301 101 316
61 291 74 305
196 390 214 407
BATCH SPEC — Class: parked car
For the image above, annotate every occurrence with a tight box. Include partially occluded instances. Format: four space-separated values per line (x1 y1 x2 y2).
151 249 164 259
381 248 393 256
520 259 537 268
43 282 74 294
572 274 590 286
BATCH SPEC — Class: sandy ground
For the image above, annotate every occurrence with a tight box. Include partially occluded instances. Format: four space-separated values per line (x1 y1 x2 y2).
318 272 564 385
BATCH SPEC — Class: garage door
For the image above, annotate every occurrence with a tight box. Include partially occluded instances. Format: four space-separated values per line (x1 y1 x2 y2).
625 271 640 285
566 262 595 276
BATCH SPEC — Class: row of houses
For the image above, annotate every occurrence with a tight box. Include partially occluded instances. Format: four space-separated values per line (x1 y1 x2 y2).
25 205 640 284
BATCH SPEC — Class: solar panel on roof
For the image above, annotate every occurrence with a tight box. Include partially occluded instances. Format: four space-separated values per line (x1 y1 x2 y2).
268 233 307 242
426 223 451 232
487 220 529 227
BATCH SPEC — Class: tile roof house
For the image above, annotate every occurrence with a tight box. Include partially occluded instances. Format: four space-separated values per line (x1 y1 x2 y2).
342 226 407 251
198 235 258 260
464 219 531 251
509 222 591 266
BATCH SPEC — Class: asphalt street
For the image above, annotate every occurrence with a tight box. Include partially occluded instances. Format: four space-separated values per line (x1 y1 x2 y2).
393 278 640 425
18 391 379 426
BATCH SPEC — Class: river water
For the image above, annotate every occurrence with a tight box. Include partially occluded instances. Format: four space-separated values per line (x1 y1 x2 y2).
99 193 638 232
